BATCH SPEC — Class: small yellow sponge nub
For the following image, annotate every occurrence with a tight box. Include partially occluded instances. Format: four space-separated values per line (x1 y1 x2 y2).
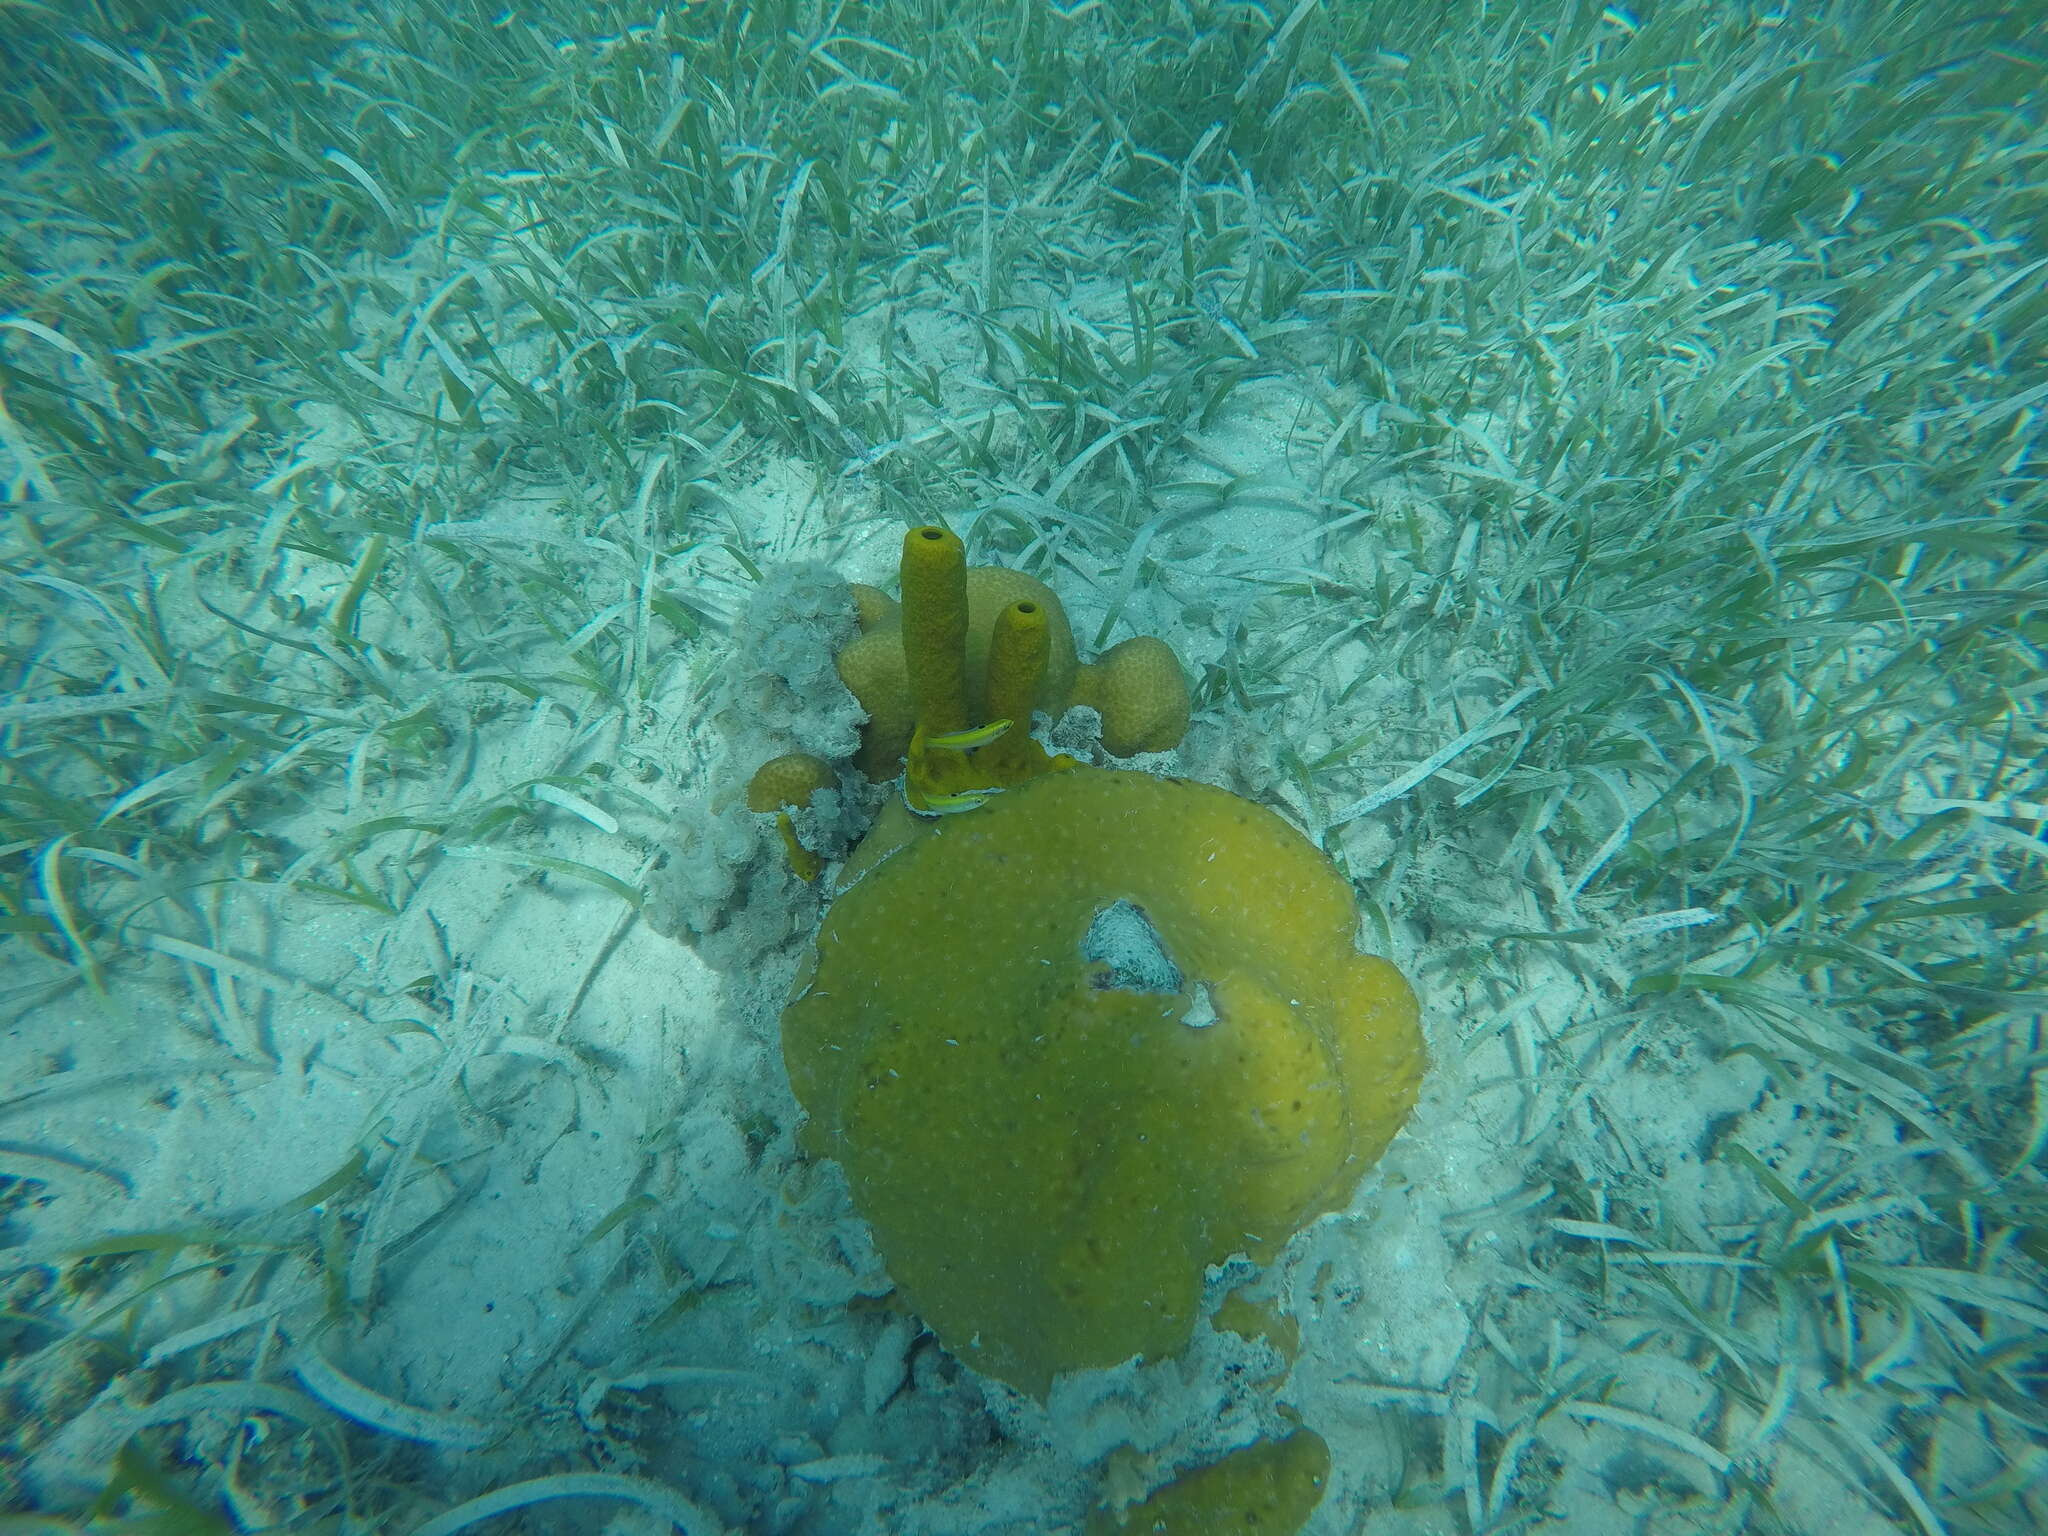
980 598 1054 780
745 753 835 814
1073 635 1192 756
848 583 898 632
747 753 836 882
901 525 970 737
1087 1430 1332 1535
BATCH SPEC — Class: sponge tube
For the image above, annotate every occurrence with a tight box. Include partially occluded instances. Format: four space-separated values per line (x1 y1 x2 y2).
900 525 969 736
981 598 1049 774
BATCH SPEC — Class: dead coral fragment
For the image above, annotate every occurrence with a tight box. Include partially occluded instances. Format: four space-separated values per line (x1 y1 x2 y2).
782 767 1424 1397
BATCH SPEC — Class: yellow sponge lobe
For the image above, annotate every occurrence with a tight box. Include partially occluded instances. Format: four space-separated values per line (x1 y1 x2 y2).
848 582 898 631
1088 1430 1331 1535
782 767 1423 1396
1073 636 1192 756
747 753 836 882
745 753 835 814
836 628 917 779
962 565 1077 718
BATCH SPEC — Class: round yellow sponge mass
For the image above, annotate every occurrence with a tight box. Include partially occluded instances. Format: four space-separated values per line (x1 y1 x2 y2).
781 768 1424 1397
1072 635 1192 757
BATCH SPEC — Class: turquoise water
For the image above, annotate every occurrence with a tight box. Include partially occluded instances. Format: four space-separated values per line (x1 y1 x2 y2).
2 3 2043 1532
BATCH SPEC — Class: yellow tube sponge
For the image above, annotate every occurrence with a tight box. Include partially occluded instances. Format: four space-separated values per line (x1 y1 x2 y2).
747 753 836 882
782 767 1423 1397
963 566 1077 718
1073 636 1192 756
837 553 1081 779
978 597 1071 782
985 599 1050 729
900 525 970 736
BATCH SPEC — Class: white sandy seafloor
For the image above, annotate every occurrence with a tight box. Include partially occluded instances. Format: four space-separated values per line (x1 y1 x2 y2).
8 324 1992 1536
